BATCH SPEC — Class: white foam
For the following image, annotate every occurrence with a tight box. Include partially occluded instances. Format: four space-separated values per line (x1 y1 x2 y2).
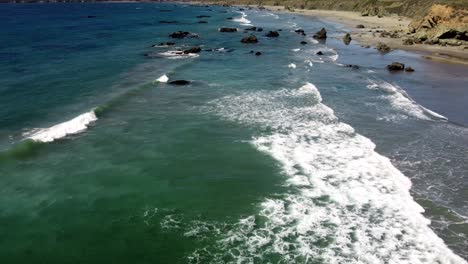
197 83 465 263
292 48 301 52
155 74 169 83
158 50 200 59
233 11 252 26
288 63 297 69
367 80 448 121
28 110 97 143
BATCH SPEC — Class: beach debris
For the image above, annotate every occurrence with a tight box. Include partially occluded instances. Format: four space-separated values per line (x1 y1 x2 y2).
313 28 327 39
405 67 415 72
219 27 238 33
169 31 198 39
295 29 306 36
169 80 191 85
266 31 280 37
241 35 258 43
152 42 175 47
343 33 352 45
376 42 392 53
183 47 202 54
356 24 365 28
386 62 405 71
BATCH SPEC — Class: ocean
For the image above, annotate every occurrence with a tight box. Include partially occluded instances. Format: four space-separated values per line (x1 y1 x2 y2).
0 2 467 263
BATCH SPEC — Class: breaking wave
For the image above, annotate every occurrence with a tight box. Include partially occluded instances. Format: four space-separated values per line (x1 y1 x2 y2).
193 83 465 263
233 11 252 26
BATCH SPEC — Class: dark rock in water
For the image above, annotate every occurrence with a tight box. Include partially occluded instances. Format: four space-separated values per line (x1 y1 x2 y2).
87 15 96 18
376 42 391 53
255 51 262 56
316 51 323 55
169 80 191 85
277 29 282 31
266 31 280 37
159 20 178 24
241 35 258 43
313 28 327 39
239 8 245 11
219 27 238 33
386 62 405 71
169 31 198 39
219 10 228 13
159 10 173 12
295 29 306 36
245 27 257 31
152 42 175 47
197 15 211 18
198 21 208 24
183 47 202 54
226 17 233 20
300 41 308 45
257 27 263 32
405 67 415 72
249 50 254 53
345 64 360 69
356 24 365 28
363 45 371 48
343 33 352 45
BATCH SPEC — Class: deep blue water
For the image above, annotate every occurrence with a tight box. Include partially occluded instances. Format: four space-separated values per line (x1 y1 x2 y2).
0 3 467 263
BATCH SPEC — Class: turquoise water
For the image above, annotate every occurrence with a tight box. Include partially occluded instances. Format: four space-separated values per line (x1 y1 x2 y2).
0 3 467 263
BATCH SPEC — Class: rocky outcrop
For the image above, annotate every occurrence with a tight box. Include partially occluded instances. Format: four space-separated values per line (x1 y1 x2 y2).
405 67 415 72
343 33 352 45
241 35 258 43
152 42 176 47
409 5 468 42
169 31 198 39
356 24 365 28
295 29 306 36
313 28 327 39
386 62 405 71
219 27 238 32
169 80 191 85
266 31 280 37
183 47 202 54
376 42 391 53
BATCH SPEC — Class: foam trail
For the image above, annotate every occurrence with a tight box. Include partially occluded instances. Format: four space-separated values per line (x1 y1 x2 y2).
367 80 448 121
158 51 200 59
27 110 97 143
197 83 465 263
233 11 252 26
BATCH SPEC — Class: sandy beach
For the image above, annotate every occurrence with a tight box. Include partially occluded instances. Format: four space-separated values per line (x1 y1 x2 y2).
264 5 468 65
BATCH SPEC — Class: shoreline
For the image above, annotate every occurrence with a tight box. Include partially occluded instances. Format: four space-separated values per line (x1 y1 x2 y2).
262 5 468 65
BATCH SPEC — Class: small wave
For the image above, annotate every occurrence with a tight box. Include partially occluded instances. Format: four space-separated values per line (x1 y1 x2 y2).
233 11 252 26
27 111 97 143
155 74 169 83
158 51 200 59
367 80 448 121
288 63 297 69
292 48 300 52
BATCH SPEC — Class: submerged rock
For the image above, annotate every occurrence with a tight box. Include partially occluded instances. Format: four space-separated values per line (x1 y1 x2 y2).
169 80 191 85
152 42 176 47
245 27 257 31
198 21 208 24
169 31 198 39
316 51 324 55
266 31 280 37
343 33 352 45
255 51 262 56
313 28 327 39
241 35 258 43
405 67 415 72
196 15 211 18
219 27 238 33
295 29 306 36
386 62 405 71
345 64 360 69
159 20 178 24
183 47 201 54
300 41 308 45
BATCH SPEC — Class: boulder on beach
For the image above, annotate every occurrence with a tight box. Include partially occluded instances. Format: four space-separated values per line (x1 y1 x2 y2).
219 27 238 33
313 28 327 39
169 80 191 85
183 47 202 54
356 24 365 28
169 31 198 39
266 31 280 37
343 33 352 45
402 38 415 45
386 62 405 71
376 42 391 53
241 35 258 43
